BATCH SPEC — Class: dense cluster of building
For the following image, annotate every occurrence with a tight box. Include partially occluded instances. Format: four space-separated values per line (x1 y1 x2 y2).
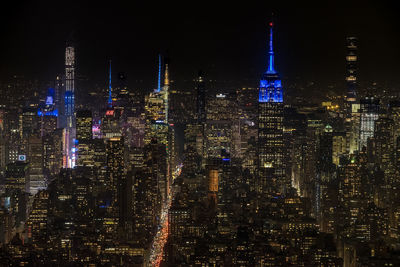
1 22 400 267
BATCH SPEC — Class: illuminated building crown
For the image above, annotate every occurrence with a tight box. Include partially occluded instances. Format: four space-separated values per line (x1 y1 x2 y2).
259 20 283 103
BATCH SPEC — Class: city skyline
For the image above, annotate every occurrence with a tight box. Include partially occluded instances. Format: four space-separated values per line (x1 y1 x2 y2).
2 3 400 266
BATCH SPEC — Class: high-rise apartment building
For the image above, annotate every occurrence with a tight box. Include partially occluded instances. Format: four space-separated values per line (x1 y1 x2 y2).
64 44 76 168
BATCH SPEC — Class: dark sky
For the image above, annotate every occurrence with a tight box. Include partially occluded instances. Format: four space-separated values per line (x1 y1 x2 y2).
0 1 399 91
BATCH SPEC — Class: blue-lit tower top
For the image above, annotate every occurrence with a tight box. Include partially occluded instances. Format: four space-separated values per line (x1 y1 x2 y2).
156 54 162 93
259 21 283 103
108 60 113 107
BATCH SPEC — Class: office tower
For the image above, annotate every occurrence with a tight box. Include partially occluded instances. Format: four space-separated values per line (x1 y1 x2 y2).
345 37 358 115
144 56 173 204
106 137 124 211
40 115 57 138
206 93 237 121
317 125 335 177
28 136 45 195
146 137 169 204
207 165 219 205
38 88 58 137
20 107 40 139
183 123 203 176
131 166 161 246
5 108 20 163
26 190 49 242
54 76 64 128
131 141 162 246
125 115 145 148
196 70 206 124
337 157 364 229
76 110 92 142
359 96 379 149
373 117 395 172
5 161 30 193
258 21 285 195
102 109 122 139
347 105 361 154
64 44 76 168
144 57 169 137
205 93 240 160
237 87 258 175
43 129 63 177
20 107 40 155
76 110 93 167
315 125 337 220
205 120 234 160
145 56 169 127
92 138 107 186
332 132 347 166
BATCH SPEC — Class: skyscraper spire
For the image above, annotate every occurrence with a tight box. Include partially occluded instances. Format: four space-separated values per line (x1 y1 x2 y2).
267 18 276 74
108 60 112 107
164 62 169 86
163 60 169 123
157 54 162 93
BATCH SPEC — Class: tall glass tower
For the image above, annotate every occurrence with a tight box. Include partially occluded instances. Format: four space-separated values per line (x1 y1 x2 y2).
64 44 76 168
258 21 285 195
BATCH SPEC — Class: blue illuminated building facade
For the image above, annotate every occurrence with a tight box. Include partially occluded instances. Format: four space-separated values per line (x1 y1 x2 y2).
258 22 283 103
156 54 162 93
64 44 76 168
38 88 59 117
258 21 286 195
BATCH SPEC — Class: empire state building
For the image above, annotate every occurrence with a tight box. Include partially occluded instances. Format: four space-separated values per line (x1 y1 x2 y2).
258 21 285 195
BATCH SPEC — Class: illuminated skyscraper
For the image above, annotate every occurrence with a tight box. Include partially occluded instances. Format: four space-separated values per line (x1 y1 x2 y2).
106 137 125 219
144 56 173 204
156 53 162 93
207 165 219 205
162 58 170 123
76 110 93 167
196 70 206 124
28 136 45 195
258 20 285 195
64 44 76 168
359 96 379 150
76 110 93 142
345 37 358 115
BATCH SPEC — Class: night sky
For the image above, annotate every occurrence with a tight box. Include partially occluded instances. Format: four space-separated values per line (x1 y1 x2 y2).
1 1 399 91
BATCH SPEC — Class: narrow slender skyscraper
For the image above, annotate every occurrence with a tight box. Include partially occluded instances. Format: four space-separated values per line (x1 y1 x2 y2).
258 21 285 195
345 37 357 116
64 44 76 168
108 60 113 107
156 54 162 93
196 70 206 124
